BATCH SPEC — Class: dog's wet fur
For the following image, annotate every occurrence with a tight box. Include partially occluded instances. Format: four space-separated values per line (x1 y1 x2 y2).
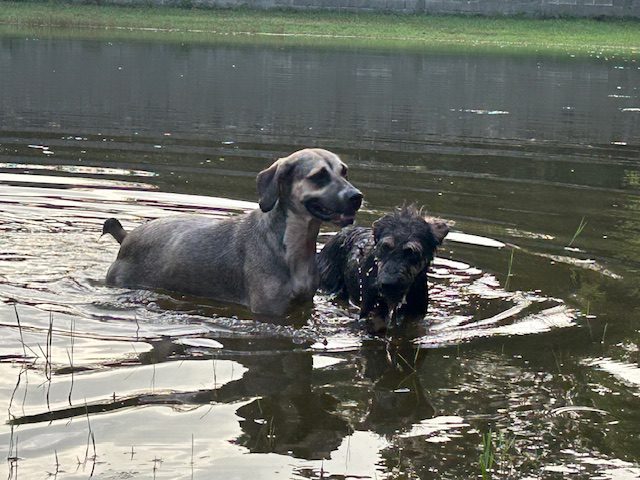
318 205 448 332
103 148 362 316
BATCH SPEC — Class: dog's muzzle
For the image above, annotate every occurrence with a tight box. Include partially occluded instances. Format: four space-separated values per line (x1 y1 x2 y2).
305 189 363 227
378 279 409 304
377 265 412 304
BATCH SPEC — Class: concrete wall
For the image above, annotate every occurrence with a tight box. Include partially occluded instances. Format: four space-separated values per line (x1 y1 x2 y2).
100 0 640 18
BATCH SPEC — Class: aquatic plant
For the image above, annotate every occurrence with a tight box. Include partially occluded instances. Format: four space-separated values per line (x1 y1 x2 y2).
479 428 517 479
567 216 588 247
504 249 515 291
479 430 495 480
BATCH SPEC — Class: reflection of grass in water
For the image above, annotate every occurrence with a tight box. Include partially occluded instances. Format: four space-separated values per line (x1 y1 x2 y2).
1 3 640 56
7 425 19 477
51 450 61 478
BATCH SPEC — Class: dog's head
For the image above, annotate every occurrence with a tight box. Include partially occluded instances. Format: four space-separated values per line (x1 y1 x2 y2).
256 148 363 227
372 206 449 305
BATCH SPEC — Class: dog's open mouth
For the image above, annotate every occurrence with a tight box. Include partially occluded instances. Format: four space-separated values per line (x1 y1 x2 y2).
305 199 355 227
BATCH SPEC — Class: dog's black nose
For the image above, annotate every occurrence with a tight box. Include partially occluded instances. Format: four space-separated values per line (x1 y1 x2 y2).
379 278 405 300
347 190 363 212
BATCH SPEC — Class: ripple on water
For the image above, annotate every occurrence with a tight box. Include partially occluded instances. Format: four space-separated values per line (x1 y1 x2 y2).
0 172 588 479
0 174 579 356
419 257 576 348
399 415 470 442
582 357 640 393
0 162 158 177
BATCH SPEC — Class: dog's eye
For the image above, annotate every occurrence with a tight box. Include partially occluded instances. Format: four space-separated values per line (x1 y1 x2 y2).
379 242 393 254
403 247 421 262
340 165 348 178
308 167 330 186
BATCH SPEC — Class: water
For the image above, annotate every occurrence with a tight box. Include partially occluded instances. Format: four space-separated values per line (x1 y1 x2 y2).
1 28 640 479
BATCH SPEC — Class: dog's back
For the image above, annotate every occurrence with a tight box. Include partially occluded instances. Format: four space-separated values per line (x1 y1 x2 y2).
318 226 374 298
106 215 250 304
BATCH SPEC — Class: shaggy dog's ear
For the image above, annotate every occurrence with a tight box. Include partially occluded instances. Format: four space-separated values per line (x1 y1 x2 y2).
256 158 292 212
372 218 384 241
430 221 450 245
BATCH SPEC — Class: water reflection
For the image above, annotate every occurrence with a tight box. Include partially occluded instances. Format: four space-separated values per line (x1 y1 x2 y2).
1 31 640 479
231 352 352 459
2 34 639 147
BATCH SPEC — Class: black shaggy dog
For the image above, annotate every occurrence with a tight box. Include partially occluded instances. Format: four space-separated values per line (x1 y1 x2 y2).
318 206 449 331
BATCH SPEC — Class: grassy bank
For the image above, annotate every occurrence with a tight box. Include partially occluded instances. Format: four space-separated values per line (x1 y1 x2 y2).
1 1 639 55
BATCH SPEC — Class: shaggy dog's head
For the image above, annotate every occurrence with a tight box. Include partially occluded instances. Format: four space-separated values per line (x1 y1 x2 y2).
372 206 448 306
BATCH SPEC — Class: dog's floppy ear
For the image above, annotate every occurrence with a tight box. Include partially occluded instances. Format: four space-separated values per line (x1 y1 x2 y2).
257 159 292 212
257 161 279 212
430 221 450 245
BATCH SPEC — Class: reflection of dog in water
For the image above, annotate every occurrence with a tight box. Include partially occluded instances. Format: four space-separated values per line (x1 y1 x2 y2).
318 205 448 332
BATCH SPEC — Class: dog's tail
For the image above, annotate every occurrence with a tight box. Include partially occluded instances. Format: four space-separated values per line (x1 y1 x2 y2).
101 218 127 244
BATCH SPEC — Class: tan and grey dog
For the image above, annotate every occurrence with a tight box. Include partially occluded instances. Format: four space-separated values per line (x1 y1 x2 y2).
103 148 362 316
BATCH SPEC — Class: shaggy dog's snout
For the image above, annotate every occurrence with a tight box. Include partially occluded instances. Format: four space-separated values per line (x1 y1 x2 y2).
377 273 409 302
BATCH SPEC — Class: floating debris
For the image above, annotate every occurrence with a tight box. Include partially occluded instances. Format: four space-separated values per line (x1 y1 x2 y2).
451 108 510 115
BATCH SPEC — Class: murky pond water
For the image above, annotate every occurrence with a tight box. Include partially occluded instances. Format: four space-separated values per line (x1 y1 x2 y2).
1 29 640 479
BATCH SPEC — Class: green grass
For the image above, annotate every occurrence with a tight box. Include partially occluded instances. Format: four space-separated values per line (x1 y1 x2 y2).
0 1 639 56
567 215 588 247
479 430 496 480
479 429 517 479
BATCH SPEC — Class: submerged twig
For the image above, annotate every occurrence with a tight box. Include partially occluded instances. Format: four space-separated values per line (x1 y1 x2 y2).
395 352 417 373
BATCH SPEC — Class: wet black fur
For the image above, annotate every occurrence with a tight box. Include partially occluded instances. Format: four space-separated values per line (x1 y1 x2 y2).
318 206 448 329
